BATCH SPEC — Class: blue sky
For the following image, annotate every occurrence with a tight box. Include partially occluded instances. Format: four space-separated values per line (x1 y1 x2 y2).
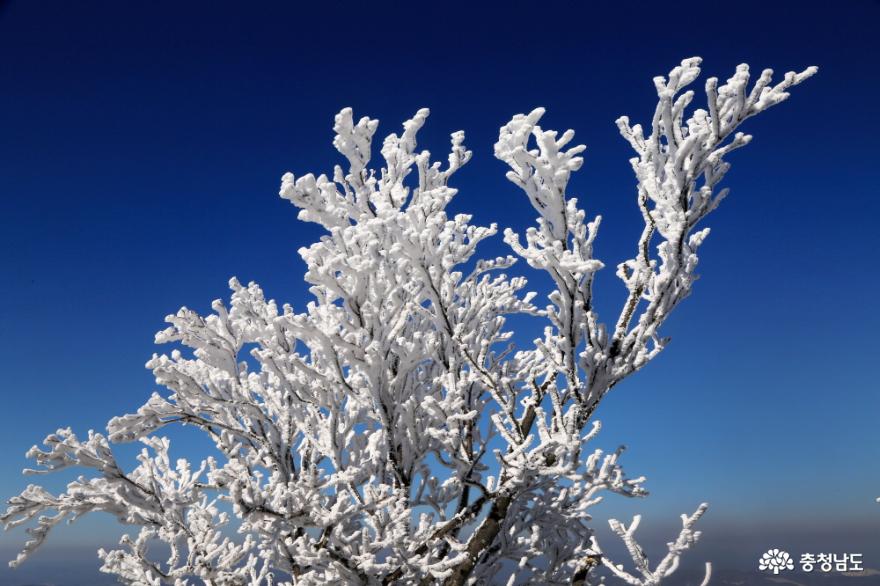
1 0 878 582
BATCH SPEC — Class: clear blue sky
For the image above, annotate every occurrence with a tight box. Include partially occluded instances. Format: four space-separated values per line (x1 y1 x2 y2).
1 0 878 583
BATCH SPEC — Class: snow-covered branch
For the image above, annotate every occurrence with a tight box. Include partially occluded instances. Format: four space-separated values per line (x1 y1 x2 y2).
604 58 817 397
578 504 710 586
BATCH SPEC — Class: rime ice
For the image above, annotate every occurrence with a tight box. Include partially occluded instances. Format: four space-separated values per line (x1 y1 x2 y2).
2 58 815 585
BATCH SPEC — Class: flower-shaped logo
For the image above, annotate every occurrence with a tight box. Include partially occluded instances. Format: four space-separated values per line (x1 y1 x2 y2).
759 549 794 574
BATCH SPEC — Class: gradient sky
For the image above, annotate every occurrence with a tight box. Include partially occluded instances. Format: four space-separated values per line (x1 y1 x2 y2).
1 0 878 583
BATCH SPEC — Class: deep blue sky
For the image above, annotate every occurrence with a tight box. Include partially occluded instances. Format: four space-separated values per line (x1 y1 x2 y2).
1 0 878 583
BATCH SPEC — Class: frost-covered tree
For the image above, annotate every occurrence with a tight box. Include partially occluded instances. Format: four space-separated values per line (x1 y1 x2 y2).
3 57 815 585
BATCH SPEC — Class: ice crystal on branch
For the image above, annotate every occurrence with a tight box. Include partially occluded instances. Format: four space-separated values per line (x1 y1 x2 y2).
2 58 815 585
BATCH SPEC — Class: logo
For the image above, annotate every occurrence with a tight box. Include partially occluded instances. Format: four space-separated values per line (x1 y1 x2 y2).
759 549 794 574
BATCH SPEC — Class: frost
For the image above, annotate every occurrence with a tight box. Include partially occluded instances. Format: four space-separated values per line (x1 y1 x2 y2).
2 58 815 585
